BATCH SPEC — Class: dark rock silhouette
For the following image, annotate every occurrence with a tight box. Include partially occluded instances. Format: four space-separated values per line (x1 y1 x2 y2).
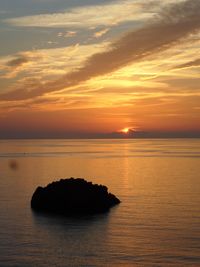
31 178 120 215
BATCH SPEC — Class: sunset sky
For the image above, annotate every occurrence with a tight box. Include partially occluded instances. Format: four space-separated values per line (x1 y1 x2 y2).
0 0 200 138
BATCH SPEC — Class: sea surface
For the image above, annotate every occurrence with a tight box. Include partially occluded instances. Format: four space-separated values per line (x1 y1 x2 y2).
0 139 200 267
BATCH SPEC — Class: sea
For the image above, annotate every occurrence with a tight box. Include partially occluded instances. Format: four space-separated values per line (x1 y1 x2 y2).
0 139 199 267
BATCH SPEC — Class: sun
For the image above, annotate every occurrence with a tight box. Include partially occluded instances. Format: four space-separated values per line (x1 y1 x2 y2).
121 127 130 134
119 126 138 135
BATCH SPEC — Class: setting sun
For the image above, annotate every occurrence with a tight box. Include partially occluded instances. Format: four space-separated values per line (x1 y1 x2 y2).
121 127 130 134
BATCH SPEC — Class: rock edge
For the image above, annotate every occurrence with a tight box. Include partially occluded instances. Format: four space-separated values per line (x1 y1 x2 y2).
31 178 120 215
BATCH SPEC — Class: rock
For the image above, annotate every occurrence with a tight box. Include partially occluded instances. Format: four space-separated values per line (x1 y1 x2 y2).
31 178 120 215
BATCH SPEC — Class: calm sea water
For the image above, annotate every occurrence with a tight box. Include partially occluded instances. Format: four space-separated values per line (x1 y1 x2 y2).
0 139 200 267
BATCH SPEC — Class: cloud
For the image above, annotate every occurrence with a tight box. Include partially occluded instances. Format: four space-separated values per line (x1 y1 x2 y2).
0 51 44 79
4 0 155 29
0 42 107 81
175 58 200 69
58 31 77 38
94 28 110 38
1 0 200 101
6 55 29 68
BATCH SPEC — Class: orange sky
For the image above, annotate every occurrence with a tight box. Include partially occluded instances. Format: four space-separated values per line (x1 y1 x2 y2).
0 0 200 138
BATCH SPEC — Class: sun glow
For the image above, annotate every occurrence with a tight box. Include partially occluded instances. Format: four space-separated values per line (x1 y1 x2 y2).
121 127 130 134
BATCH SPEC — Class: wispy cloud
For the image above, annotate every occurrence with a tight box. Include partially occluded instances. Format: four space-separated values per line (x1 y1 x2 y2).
94 28 110 38
0 42 109 99
0 42 108 80
1 0 200 102
6 55 29 68
4 0 155 29
58 31 77 38
175 58 200 69
0 52 43 79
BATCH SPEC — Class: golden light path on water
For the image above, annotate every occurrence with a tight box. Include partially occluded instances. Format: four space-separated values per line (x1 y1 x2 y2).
0 139 199 266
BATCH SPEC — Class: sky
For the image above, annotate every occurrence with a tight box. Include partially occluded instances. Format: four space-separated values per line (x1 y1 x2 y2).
0 0 200 138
